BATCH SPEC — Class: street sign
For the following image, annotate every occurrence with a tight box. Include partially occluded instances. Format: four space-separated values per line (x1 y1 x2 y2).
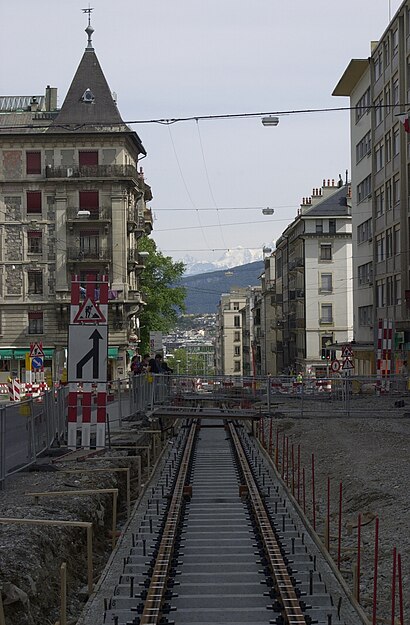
330 359 340 373
341 358 354 371
341 345 353 358
32 356 43 369
30 342 44 357
68 324 108 382
73 297 106 324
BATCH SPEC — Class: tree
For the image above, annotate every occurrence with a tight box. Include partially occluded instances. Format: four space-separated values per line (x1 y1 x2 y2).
137 236 186 353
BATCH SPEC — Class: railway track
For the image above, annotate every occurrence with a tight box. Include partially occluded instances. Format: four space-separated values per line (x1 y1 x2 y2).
95 416 368 625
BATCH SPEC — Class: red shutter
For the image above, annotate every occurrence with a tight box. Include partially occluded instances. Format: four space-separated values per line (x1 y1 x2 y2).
79 191 99 213
79 151 98 167
28 311 43 320
27 191 42 213
80 230 99 236
28 230 42 238
26 152 41 174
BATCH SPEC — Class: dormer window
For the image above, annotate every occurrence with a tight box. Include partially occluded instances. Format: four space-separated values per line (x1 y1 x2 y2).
81 88 95 103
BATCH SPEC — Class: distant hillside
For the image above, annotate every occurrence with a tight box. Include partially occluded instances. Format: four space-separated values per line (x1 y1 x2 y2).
180 261 264 314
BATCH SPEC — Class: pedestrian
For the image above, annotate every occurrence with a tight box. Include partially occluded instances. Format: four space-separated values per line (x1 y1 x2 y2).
148 353 163 374
161 361 173 374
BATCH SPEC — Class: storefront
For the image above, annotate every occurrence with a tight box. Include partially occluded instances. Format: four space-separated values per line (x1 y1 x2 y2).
0 348 54 386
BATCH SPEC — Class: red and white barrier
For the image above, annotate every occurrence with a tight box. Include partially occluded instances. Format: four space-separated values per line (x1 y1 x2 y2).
8 377 21 401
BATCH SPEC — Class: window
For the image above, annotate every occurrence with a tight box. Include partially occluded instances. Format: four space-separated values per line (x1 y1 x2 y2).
374 50 383 80
376 234 385 262
356 130 372 163
386 276 394 305
233 315 240 328
385 131 392 162
28 311 43 334
375 188 384 217
320 244 332 261
358 262 373 285
357 218 372 243
384 37 390 66
233 361 241 372
393 175 400 205
394 225 400 255
357 175 371 202
358 305 373 326
375 95 384 126
386 179 392 210
329 220 336 234
234 345 240 356
27 231 42 254
28 271 43 295
376 280 385 307
234 331 240 342
393 76 399 105
386 228 393 258
320 273 332 292
356 88 371 122
393 28 399 56
27 191 42 214
393 126 400 156
384 84 391 112
80 231 99 259
79 191 99 215
79 151 98 167
233 302 240 310
394 274 401 304
26 151 41 175
320 304 333 324
316 219 323 234
375 141 384 171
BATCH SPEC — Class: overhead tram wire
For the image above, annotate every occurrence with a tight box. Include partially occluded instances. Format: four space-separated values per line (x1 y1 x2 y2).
2 103 408 131
167 124 212 250
195 118 227 249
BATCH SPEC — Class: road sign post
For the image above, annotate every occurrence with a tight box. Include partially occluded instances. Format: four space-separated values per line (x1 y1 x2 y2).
68 275 109 450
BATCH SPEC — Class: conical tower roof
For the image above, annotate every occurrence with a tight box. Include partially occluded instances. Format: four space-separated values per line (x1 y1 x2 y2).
50 47 124 130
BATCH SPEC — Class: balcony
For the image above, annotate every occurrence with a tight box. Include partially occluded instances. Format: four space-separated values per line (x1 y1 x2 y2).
66 207 111 221
67 247 111 262
46 164 141 182
127 208 146 232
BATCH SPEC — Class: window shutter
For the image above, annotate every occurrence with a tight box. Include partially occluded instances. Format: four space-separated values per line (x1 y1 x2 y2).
27 191 42 213
79 151 98 167
79 191 99 213
26 152 41 174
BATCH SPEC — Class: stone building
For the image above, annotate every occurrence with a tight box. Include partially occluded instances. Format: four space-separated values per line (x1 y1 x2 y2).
333 0 410 374
0 23 152 384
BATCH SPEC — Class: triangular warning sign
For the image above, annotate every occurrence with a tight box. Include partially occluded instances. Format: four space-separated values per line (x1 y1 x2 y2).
342 358 354 370
341 345 353 358
30 342 44 357
73 297 106 323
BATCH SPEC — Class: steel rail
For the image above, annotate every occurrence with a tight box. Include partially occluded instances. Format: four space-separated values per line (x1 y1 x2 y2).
139 420 197 625
229 422 307 625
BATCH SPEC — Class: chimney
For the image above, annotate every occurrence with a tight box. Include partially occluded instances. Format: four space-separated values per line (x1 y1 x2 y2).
30 97 39 112
45 85 58 111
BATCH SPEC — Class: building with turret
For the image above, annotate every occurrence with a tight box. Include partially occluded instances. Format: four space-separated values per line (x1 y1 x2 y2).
0 19 152 384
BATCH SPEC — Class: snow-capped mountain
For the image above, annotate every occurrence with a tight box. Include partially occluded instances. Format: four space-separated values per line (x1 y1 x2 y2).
183 246 265 276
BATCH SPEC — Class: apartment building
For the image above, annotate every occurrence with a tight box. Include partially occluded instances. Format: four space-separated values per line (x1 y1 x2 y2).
258 255 277 375
334 1 410 373
271 180 353 376
215 289 248 375
0 25 152 384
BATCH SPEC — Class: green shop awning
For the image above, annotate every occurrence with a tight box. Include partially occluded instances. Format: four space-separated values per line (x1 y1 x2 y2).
108 347 119 359
13 348 54 360
0 349 13 360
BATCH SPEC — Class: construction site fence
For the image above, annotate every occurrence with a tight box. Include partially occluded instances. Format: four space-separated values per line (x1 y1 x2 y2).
0 386 67 489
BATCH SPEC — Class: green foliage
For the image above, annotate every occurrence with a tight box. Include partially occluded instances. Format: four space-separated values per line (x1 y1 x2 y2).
166 347 215 376
138 237 186 352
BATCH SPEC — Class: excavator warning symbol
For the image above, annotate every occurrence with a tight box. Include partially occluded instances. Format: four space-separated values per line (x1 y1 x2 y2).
73 297 106 324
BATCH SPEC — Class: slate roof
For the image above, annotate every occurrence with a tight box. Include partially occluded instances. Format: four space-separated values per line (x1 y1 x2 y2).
303 185 350 217
49 47 123 130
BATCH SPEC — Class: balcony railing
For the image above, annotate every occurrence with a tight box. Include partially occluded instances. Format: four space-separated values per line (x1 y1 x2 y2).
46 164 141 181
67 247 111 261
66 207 111 221
319 317 333 325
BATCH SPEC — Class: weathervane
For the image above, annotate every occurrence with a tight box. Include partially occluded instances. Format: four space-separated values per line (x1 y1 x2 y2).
82 5 94 48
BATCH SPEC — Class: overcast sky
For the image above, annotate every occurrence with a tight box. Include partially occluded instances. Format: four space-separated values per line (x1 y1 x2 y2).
1 0 403 264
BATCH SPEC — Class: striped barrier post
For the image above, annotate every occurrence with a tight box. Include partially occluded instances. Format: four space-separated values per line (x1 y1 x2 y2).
8 377 21 402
